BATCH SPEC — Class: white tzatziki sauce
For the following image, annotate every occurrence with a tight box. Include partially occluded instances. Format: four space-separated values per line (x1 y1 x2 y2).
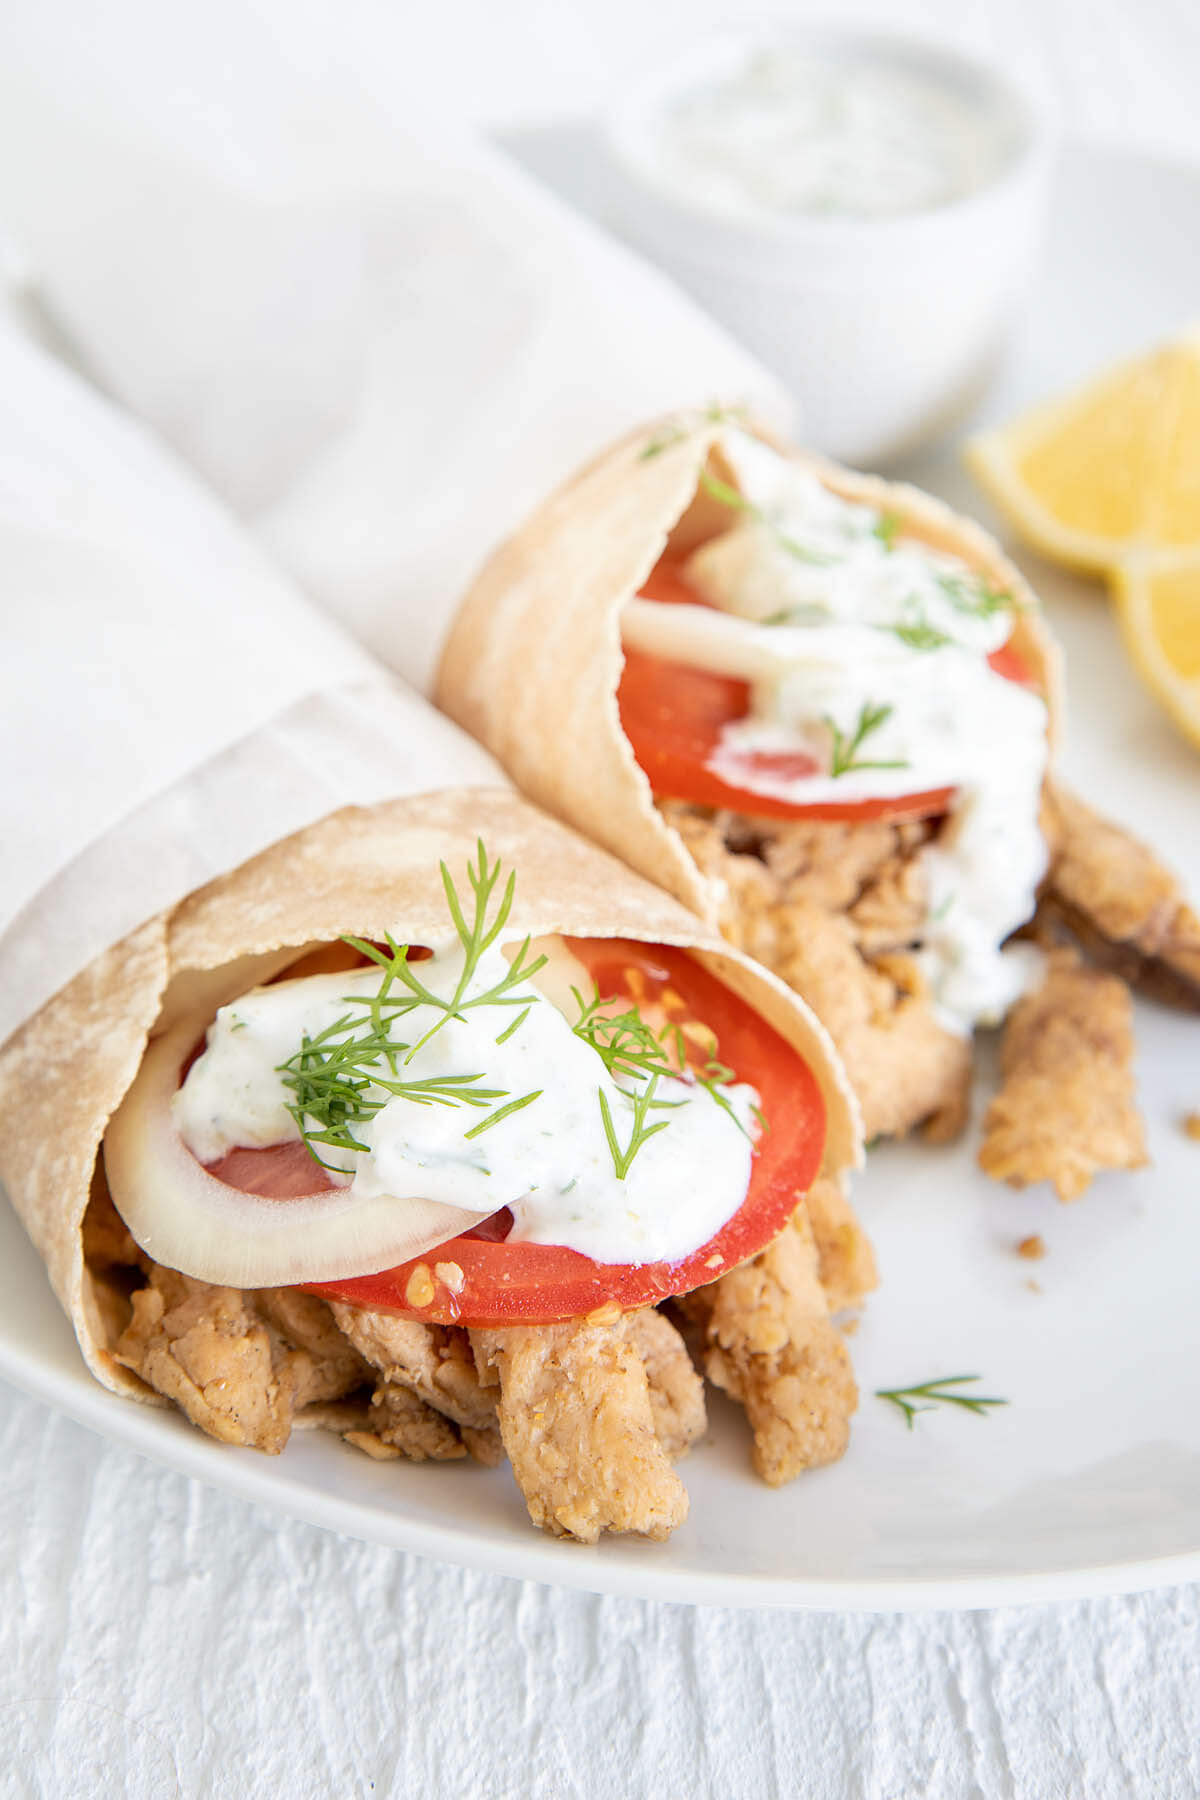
620 432 1049 1030
647 47 1008 221
173 940 760 1267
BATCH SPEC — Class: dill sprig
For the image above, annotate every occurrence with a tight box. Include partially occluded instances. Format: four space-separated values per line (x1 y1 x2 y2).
875 1374 1009 1430
699 468 832 566
277 840 546 1167
572 989 675 1086
762 601 834 628
342 841 547 1063
872 510 903 551
571 984 753 1177
825 702 909 777
640 427 687 462
597 1078 683 1180
886 617 952 651
935 570 1016 621
463 1088 543 1140
278 1011 510 1167
639 401 750 461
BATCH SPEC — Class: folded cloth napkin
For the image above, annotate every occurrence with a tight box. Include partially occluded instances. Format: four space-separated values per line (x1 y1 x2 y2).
0 1 789 695
0 318 502 1047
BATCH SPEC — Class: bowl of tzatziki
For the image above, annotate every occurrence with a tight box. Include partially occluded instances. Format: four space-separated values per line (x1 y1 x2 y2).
608 28 1049 464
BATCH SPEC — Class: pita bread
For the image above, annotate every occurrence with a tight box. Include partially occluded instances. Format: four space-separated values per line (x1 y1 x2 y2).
436 417 1064 923
0 786 859 1403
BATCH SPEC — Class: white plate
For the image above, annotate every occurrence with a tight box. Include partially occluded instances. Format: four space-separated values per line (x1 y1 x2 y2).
3 138 1199 1613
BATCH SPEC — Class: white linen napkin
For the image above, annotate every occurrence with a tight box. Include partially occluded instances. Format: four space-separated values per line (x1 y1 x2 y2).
0 0 789 695
0 321 503 1046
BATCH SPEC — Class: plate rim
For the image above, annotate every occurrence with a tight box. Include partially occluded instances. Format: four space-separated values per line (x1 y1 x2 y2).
8 1334 1200 1614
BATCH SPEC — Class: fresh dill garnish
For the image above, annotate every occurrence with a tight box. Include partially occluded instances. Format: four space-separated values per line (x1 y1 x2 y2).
762 601 833 628
934 571 1016 621
639 425 687 461
699 468 832 565
693 1055 751 1135
596 1078 682 1180
278 1012 508 1168
343 840 547 1062
886 617 952 651
875 1374 1009 1430
463 1089 543 1140
571 983 753 1176
276 840 546 1167
701 399 750 427
495 1004 532 1046
572 987 678 1088
639 401 750 460
825 702 908 777
274 841 756 1184
872 511 903 551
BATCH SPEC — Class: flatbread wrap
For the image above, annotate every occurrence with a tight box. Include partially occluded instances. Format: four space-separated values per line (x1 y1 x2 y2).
0 787 870 1542
438 415 1200 1198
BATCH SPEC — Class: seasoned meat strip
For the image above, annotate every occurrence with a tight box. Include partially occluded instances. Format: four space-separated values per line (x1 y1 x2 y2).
804 1176 879 1314
625 1307 707 1458
682 1203 858 1486
459 1424 506 1467
661 802 970 1140
255 1289 371 1409
846 846 930 955
759 815 930 920
1043 782 1200 1008
115 1269 328 1453
82 1179 145 1272
344 1383 466 1463
979 948 1147 1201
470 1317 689 1542
773 903 971 1143
329 1303 496 1431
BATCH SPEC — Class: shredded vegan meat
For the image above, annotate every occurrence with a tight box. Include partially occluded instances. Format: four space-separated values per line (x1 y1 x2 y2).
327 1302 495 1432
82 1178 144 1271
804 1174 879 1314
680 1201 858 1486
255 1288 373 1401
114 1269 366 1453
624 1306 707 1458
97 1173 867 1531
979 948 1147 1200
469 1315 690 1542
344 1384 466 1463
1042 782 1200 1009
663 799 971 1142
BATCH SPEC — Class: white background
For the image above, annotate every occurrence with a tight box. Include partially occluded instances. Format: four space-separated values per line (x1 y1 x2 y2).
5 4 1200 1797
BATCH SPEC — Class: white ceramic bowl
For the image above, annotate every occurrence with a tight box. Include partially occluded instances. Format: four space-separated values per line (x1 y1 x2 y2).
607 29 1051 465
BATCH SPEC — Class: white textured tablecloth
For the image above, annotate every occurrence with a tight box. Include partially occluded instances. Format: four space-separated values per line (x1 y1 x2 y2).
5 1385 1199 1798
6 5 1200 1796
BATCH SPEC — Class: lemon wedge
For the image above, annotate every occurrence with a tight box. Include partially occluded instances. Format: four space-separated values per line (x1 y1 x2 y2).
966 327 1200 574
1110 551 1200 750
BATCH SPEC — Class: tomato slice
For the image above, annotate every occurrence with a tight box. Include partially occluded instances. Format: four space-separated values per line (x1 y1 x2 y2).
985 642 1034 686
306 939 826 1326
619 563 1030 824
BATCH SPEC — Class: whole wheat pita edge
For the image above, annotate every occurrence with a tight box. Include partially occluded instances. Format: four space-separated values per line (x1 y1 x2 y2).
437 412 1200 1201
